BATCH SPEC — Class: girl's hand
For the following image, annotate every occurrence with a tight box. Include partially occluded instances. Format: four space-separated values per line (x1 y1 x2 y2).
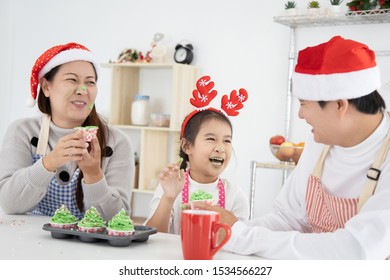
159 163 185 199
77 134 103 184
43 131 88 172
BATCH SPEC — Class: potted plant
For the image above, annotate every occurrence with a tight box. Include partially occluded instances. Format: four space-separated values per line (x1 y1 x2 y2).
346 0 375 12
307 1 321 14
329 0 344 14
379 0 390 9
285 1 298 15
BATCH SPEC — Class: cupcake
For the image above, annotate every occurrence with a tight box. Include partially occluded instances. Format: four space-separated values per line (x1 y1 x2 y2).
189 189 214 209
49 204 78 229
107 209 135 236
74 126 99 142
77 206 106 233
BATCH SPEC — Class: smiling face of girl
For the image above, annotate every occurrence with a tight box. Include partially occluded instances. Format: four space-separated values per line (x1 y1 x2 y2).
184 118 233 183
40 60 97 128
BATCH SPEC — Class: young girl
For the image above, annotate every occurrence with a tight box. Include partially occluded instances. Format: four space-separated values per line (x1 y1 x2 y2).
145 76 249 233
0 43 134 221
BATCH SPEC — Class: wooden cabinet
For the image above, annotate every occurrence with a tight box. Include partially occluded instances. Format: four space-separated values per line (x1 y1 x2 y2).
102 63 199 194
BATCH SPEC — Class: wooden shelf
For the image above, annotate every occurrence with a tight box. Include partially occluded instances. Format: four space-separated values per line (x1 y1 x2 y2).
103 62 199 194
114 124 180 133
254 161 297 170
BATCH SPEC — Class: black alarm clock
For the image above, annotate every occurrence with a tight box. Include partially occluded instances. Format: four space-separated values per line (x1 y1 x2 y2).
174 43 194 64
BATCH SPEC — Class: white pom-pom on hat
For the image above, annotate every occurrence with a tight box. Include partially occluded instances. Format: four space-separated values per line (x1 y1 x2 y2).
26 95 36 107
292 36 381 101
29 42 100 107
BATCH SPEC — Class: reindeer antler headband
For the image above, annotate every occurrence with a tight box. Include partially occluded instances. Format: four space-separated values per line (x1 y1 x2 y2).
180 75 248 138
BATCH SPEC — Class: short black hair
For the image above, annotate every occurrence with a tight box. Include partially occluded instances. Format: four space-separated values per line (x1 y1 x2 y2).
318 90 386 114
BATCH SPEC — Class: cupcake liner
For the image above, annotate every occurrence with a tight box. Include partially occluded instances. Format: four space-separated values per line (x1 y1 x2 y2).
49 222 77 229
78 226 105 233
74 126 99 142
190 199 214 210
107 229 135 236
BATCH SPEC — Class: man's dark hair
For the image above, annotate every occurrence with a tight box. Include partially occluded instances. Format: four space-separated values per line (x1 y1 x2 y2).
318 90 386 114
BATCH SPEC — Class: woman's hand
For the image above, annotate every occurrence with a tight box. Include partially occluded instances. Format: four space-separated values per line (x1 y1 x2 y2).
159 163 185 200
43 131 88 172
77 134 103 184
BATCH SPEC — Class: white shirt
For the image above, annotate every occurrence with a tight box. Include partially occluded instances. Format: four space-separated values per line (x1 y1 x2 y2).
146 175 249 234
224 113 390 259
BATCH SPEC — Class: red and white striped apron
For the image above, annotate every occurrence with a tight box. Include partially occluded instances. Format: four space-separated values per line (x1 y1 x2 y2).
306 118 390 233
305 147 358 232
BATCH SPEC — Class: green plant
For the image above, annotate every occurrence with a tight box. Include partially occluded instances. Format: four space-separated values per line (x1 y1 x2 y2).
307 1 320 8
285 1 297 9
330 0 344 4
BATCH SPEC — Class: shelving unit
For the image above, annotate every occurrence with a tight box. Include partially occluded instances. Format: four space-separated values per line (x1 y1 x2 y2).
274 9 390 28
249 10 390 219
102 63 199 194
249 161 296 219
274 9 390 140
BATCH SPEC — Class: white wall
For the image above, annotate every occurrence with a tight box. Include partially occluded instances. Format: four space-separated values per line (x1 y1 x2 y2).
1 0 390 218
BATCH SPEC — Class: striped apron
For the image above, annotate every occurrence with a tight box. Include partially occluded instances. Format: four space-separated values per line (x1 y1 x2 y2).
306 119 390 233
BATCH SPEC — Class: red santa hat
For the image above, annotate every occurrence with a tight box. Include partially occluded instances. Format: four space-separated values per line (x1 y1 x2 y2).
292 36 381 101
28 42 100 107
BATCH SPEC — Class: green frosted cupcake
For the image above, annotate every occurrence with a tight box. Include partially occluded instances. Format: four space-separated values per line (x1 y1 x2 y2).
190 189 213 201
189 190 214 209
77 206 106 233
107 209 135 236
50 204 77 229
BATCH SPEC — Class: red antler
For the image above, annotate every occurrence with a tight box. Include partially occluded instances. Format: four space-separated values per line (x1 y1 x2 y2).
220 88 248 116
190 76 218 108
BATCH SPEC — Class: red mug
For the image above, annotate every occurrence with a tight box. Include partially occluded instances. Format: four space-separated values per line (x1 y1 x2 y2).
181 209 231 260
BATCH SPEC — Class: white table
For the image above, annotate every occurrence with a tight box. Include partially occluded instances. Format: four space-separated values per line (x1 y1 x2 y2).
0 214 261 260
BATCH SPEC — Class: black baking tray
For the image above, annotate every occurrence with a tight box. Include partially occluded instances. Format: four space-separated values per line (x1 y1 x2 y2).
42 223 157 247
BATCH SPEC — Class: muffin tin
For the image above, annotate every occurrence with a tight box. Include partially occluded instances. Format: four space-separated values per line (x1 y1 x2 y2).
42 224 157 247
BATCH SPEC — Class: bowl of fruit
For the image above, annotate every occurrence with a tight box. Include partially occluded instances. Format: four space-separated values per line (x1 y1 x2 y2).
269 135 305 164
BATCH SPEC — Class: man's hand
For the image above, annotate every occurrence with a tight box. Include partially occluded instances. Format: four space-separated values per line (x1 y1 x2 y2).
189 201 239 227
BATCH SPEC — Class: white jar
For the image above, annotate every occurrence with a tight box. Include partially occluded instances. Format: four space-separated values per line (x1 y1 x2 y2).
131 95 150 126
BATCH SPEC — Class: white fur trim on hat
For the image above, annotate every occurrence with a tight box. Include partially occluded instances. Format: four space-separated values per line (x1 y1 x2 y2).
38 49 100 80
293 66 381 101
292 36 381 101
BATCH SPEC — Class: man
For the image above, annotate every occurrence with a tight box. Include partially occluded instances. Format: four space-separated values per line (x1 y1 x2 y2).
194 36 390 259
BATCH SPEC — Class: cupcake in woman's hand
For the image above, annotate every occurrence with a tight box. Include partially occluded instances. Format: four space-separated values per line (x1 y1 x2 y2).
74 126 98 142
189 189 214 209
77 206 106 233
49 204 77 229
107 209 135 236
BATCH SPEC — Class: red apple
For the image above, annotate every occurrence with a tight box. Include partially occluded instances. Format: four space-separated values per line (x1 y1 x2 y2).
269 135 285 145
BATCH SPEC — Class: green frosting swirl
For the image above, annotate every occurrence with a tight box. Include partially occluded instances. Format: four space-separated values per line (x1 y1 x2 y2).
190 189 213 201
50 205 77 224
77 206 106 228
107 209 134 231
